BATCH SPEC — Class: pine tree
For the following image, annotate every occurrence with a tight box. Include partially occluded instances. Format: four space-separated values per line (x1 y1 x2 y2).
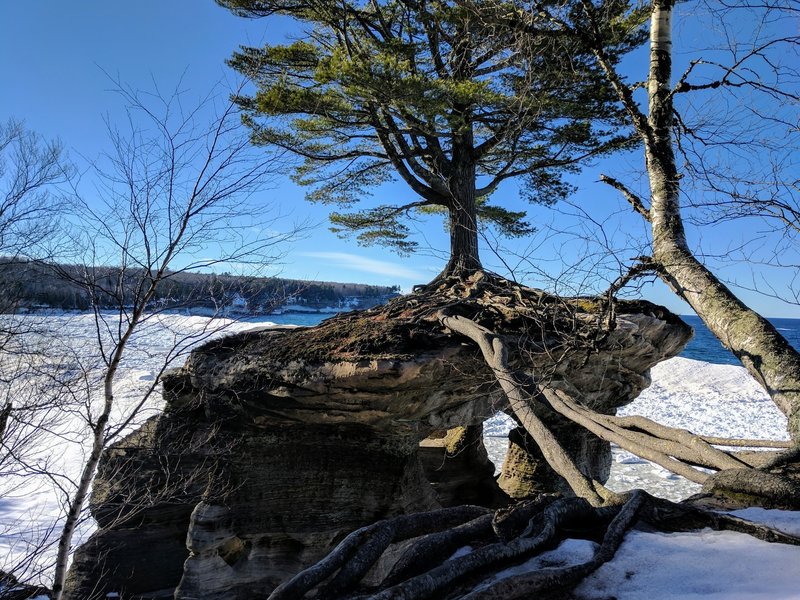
220 0 646 278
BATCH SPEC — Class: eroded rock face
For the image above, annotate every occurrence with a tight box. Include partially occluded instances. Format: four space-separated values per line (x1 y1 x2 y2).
63 277 691 599
63 416 224 600
419 425 505 507
175 423 437 598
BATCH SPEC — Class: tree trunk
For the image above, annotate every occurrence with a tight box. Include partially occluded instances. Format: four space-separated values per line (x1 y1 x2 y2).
443 201 481 277
588 0 800 443
654 248 800 442
440 156 481 279
52 420 107 600
53 305 146 599
644 0 800 443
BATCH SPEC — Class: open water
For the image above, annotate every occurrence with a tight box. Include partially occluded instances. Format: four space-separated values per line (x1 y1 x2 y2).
252 312 339 328
680 315 800 365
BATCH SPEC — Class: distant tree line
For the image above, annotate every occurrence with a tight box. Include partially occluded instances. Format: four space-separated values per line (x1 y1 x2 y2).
0 258 400 314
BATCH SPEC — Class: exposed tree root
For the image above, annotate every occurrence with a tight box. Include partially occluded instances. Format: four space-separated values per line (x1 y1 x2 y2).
364 497 598 600
268 489 800 600
541 388 738 482
696 435 791 449
440 312 799 505
384 514 495 586
439 312 615 507
459 490 647 600
699 468 800 510
637 493 800 542
267 506 491 600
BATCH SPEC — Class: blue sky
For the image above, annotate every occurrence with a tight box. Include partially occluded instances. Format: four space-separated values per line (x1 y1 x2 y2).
1 1 797 317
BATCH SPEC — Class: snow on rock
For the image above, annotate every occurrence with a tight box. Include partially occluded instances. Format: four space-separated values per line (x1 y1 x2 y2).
575 509 800 600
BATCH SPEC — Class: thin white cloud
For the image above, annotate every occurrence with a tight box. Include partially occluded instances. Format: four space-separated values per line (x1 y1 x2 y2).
301 252 430 281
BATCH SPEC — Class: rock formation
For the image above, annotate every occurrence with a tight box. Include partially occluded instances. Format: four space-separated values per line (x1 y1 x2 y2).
418 425 503 507
63 274 691 599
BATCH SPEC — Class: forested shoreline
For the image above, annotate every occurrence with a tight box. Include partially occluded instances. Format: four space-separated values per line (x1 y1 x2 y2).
0 258 399 314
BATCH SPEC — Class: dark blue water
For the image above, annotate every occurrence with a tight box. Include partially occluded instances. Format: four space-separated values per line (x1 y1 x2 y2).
679 315 800 365
249 312 800 367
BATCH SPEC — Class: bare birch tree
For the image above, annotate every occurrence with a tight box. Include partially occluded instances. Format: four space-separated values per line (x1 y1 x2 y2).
537 0 800 443
1 118 61 444
0 120 72 588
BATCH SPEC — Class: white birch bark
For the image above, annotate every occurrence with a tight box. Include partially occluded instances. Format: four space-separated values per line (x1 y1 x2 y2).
589 0 800 442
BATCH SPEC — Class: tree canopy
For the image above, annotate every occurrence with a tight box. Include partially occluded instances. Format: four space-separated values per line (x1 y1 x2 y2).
220 0 647 278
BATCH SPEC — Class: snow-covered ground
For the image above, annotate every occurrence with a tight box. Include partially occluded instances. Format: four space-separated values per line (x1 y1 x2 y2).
483 357 797 598
485 356 790 501
476 506 800 600
1 315 798 598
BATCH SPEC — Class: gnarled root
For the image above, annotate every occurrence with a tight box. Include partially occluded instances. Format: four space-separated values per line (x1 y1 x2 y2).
268 489 800 599
440 313 798 507
459 490 647 600
267 506 491 600
698 468 800 510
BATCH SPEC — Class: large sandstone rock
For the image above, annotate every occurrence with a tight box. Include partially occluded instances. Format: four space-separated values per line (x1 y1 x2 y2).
63 276 691 599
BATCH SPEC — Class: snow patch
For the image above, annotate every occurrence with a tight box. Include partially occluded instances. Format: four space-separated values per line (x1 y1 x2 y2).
575 511 800 599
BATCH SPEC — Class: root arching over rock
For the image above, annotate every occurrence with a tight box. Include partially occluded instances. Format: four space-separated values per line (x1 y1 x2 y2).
439 305 800 509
